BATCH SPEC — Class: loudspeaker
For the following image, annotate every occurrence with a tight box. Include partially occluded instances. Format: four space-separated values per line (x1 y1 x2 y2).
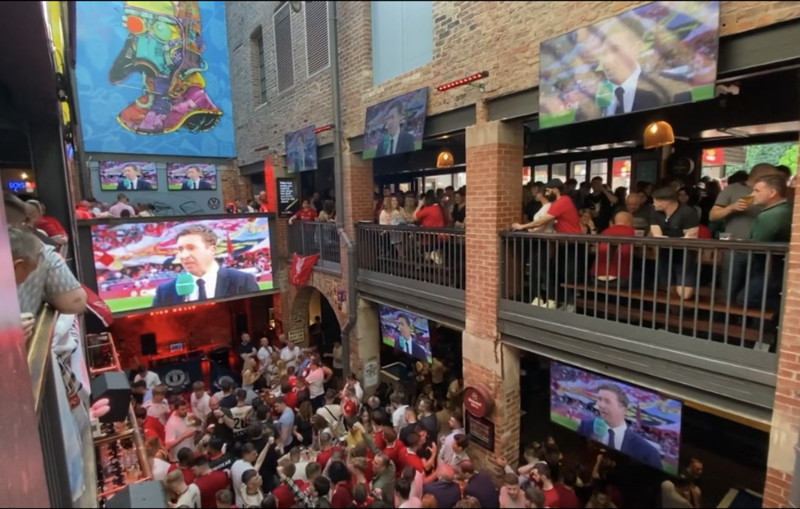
140 333 157 356
106 481 167 508
90 372 131 423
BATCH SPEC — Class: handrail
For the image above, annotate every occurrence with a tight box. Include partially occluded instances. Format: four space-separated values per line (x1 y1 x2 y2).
500 230 789 252
28 304 58 416
358 223 466 235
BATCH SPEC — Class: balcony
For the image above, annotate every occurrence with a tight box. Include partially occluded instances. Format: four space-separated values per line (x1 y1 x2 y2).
356 224 466 327
499 232 786 423
288 221 341 274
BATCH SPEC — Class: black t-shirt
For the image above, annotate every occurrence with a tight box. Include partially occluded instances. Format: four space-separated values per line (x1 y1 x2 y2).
399 422 416 446
239 341 257 358
650 204 699 237
584 192 614 232
452 204 466 224
219 393 237 409
420 414 439 437
524 200 542 222
208 452 234 472
205 407 235 445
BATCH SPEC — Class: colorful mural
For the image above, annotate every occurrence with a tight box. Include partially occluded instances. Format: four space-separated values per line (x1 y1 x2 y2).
75 1 235 157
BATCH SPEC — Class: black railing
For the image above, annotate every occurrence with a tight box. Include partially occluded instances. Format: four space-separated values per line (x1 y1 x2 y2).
501 232 788 350
288 221 341 269
357 224 466 289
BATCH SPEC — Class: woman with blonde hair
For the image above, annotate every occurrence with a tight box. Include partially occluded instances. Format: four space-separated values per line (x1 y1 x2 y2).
242 356 259 392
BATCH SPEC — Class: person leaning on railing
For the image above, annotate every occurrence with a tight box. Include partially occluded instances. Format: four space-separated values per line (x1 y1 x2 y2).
9 226 42 341
5 192 87 317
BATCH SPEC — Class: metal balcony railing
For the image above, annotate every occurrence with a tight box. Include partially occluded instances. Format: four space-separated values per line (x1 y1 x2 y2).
288 221 341 271
501 232 788 350
357 224 466 290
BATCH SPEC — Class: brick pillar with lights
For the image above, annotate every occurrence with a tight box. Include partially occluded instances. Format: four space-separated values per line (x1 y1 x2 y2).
462 103 523 471
763 135 800 508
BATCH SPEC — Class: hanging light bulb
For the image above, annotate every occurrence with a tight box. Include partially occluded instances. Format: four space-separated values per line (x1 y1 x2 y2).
643 121 675 149
436 149 454 168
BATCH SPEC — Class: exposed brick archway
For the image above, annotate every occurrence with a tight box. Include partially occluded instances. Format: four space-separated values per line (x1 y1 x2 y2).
285 271 347 348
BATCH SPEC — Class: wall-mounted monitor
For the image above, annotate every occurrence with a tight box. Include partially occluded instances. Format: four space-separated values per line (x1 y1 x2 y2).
539 1 720 128
363 87 428 160
550 361 681 474
90 216 274 314
167 163 218 191
285 125 318 173
99 161 158 191
378 304 432 363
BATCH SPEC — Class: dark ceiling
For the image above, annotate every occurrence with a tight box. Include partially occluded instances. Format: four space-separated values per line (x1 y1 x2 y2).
0 1 59 121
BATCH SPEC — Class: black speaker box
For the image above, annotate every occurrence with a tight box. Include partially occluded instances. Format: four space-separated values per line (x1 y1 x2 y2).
140 333 157 356
90 372 131 423
106 480 167 508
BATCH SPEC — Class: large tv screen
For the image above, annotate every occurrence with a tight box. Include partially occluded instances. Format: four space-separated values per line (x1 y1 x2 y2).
91 217 273 314
167 163 218 191
550 361 681 474
539 1 720 128
285 125 318 173
363 87 428 160
379 304 432 363
99 161 158 191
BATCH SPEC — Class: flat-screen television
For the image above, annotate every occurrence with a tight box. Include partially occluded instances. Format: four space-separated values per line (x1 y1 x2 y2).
285 125 318 173
99 161 158 191
363 87 428 160
167 163 218 191
91 217 274 314
378 304 432 363
539 1 720 128
550 361 681 474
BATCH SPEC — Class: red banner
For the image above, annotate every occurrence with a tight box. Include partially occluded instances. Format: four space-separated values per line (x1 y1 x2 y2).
290 253 320 286
83 284 114 326
262 155 276 213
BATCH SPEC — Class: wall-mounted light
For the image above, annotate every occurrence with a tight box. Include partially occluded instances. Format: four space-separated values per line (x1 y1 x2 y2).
436 71 489 92
21 172 28 180
436 149 454 168
314 124 333 134
643 121 675 149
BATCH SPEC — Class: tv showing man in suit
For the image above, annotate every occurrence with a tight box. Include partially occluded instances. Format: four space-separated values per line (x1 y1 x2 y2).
375 100 417 157
181 166 213 190
575 384 662 469
396 314 430 361
152 224 260 307
117 164 154 191
378 304 432 363
539 1 720 128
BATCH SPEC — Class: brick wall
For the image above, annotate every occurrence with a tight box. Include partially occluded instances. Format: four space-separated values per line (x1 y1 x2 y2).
219 162 254 207
765 156 800 508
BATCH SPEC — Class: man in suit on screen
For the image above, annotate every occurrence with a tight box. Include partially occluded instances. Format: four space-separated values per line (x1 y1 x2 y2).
576 383 662 470
395 314 429 362
181 166 213 190
117 164 153 190
152 224 259 307
375 100 416 157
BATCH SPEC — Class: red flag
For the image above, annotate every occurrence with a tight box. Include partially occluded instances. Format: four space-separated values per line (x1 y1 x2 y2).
226 232 234 256
290 253 319 286
263 156 276 213
82 284 114 326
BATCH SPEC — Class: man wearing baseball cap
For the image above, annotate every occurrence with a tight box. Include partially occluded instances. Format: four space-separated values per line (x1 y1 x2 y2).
512 178 582 234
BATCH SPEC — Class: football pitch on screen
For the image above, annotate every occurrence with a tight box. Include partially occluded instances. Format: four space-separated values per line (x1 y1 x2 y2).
105 282 275 313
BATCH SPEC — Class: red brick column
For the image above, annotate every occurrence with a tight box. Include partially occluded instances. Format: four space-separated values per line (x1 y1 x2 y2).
764 146 800 508
463 117 524 468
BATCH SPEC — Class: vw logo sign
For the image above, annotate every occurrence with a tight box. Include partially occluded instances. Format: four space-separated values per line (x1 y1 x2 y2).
165 369 188 388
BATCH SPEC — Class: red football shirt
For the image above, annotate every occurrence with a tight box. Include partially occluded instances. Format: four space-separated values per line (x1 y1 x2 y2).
194 470 230 508
547 195 582 234
593 224 636 278
293 208 318 222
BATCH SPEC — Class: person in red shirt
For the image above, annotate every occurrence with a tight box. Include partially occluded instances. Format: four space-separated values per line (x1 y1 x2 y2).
554 469 582 509
402 433 425 473
135 407 166 443
192 455 230 508
532 463 560 509
316 432 344 470
329 461 354 507
272 463 307 508
414 191 446 228
513 178 585 309
281 382 299 410
75 200 94 220
593 211 636 282
288 199 318 225
167 448 196 485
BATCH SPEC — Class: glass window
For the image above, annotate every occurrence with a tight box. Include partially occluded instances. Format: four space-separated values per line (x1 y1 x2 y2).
571 161 587 182
551 163 567 180
522 166 532 185
611 156 632 191
372 2 433 85
533 165 548 183
590 159 608 182
455 172 466 190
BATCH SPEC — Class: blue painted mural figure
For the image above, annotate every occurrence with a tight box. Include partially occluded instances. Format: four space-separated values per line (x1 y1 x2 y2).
110 1 222 135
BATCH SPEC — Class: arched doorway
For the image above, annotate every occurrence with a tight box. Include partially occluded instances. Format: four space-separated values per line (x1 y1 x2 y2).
288 286 343 354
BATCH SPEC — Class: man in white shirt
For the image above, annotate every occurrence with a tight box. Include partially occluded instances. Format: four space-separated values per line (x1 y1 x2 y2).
280 336 301 370
316 389 343 429
439 415 465 466
305 356 329 410
164 400 196 462
190 381 211 422
230 443 260 507
390 393 409 432
165 469 200 508
143 385 170 425
257 336 273 371
342 373 364 402
133 365 161 390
